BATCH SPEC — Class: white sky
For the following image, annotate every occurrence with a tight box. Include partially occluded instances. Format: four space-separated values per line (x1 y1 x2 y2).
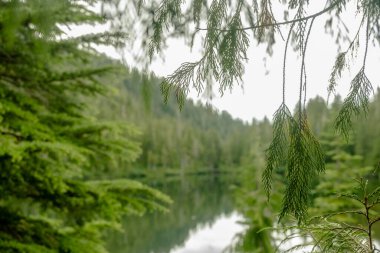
92 1 380 122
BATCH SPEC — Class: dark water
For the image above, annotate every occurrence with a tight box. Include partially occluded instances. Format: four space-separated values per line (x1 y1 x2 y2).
106 175 239 253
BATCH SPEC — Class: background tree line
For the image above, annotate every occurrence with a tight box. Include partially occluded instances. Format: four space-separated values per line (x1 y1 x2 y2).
93 65 253 175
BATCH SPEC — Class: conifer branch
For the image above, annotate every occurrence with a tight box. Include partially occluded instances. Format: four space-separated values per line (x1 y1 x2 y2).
328 52 347 100
148 0 183 59
263 103 292 199
328 16 365 100
280 117 324 222
196 1 339 32
335 14 374 140
303 64 307 109
160 1 249 107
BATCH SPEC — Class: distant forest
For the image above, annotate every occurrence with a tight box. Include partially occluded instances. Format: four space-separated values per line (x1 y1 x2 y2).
97 57 380 176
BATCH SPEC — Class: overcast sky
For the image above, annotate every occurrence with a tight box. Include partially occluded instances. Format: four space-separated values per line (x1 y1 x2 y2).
92 1 380 122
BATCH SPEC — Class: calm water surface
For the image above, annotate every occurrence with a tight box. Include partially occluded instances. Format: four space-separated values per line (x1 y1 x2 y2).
105 174 380 253
106 175 239 253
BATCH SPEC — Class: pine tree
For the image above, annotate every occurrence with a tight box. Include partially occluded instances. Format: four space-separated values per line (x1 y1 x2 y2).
0 1 170 252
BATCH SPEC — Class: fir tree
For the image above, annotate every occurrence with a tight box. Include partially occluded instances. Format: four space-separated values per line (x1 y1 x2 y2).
0 1 171 252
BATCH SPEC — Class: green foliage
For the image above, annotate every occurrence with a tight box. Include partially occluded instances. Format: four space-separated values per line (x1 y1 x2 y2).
148 0 183 59
354 88 380 166
0 1 170 252
160 63 197 110
281 178 380 252
263 103 292 199
94 68 251 173
230 92 380 252
335 68 374 140
280 114 325 222
263 104 324 222
270 96 380 251
311 133 373 219
159 0 250 106
328 52 347 98
218 4 249 92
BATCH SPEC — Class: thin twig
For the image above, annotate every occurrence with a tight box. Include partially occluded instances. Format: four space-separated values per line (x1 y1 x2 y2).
345 16 365 54
282 22 295 104
363 14 371 69
196 1 339 32
300 17 316 112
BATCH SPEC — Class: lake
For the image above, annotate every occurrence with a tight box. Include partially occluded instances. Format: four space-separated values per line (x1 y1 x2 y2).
106 175 240 253
105 174 380 253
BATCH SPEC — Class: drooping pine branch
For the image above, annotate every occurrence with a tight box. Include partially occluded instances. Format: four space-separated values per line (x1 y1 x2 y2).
328 52 346 98
160 62 199 109
218 3 249 93
335 68 373 140
160 1 249 107
263 103 292 199
327 15 365 101
334 15 373 140
280 114 325 222
148 0 183 59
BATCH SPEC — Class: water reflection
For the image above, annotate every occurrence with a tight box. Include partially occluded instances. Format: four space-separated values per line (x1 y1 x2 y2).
105 174 380 253
171 212 244 253
106 175 237 253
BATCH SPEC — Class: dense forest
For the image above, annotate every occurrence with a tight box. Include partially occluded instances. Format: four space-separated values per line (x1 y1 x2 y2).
101 66 380 177
94 65 252 174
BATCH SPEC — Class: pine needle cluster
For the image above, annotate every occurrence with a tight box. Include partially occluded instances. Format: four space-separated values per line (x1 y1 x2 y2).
281 114 325 222
335 68 374 140
157 0 250 107
148 0 183 59
328 52 346 97
263 103 292 200
264 105 325 222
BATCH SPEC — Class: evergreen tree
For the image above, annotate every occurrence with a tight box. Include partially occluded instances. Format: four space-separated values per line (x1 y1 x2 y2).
354 88 380 167
0 1 170 252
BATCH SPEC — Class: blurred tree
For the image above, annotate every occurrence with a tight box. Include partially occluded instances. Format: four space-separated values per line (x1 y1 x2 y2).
0 1 170 252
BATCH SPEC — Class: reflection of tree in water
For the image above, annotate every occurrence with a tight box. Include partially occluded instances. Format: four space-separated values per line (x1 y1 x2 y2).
228 169 280 253
106 175 236 253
